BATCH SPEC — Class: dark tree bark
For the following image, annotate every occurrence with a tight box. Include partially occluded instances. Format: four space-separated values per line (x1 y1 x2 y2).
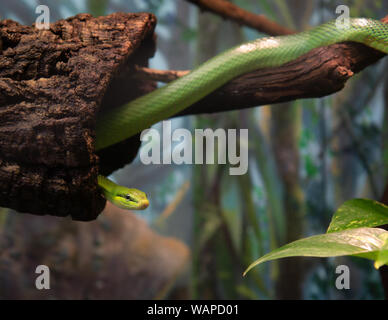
0 13 157 221
177 41 386 117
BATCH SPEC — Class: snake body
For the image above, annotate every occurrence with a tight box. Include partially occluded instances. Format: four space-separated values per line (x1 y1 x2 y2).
96 18 388 210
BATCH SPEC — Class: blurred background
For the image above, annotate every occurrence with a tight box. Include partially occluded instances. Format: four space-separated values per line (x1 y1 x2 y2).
0 0 387 299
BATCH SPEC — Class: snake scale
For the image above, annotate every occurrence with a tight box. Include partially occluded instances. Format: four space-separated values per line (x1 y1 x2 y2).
96 18 388 210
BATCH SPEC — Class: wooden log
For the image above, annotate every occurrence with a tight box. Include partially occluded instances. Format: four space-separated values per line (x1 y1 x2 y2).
0 12 157 221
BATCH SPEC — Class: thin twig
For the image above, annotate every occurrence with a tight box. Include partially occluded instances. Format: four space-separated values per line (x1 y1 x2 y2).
186 0 295 36
134 66 189 83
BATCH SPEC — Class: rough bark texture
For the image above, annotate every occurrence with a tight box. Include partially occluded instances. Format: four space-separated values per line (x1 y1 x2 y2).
0 12 157 221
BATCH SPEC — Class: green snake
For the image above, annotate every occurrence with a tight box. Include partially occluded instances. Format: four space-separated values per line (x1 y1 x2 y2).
96 18 388 210
97 175 149 210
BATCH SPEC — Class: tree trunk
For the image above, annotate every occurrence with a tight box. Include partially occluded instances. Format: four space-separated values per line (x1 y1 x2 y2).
0 13 156 220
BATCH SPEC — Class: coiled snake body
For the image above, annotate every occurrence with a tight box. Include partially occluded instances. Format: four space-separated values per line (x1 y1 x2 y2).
97 18 388 210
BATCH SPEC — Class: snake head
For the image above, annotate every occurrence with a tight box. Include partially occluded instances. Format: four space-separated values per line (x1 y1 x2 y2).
114 189 149 210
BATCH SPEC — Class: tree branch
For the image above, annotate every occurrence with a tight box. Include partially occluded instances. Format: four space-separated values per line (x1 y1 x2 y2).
134 66 189 82
179 44 384 117
135 45 386 118
186 0 295 35
134 16 388 119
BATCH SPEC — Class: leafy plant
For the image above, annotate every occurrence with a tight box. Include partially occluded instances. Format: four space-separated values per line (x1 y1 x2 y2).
244 199 388 275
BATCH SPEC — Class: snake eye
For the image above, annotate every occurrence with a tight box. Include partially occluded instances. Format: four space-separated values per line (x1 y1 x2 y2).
124 194 138 203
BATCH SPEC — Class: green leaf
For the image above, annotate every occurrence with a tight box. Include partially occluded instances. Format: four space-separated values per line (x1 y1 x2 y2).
375 234 388 269
327 199 388 233
244 228 388 276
